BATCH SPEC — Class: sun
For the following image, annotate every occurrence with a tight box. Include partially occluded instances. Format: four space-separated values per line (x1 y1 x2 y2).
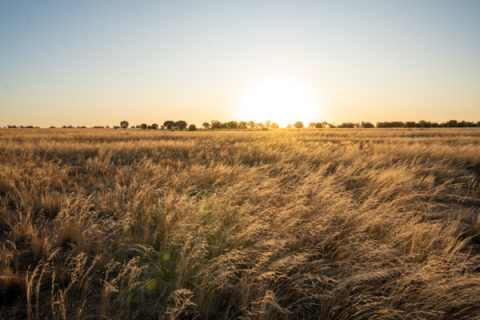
237 77 320 128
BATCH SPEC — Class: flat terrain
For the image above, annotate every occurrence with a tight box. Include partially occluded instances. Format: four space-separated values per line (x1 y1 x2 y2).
1 128 480 319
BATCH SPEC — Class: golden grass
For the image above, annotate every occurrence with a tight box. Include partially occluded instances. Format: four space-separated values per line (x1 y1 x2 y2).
0 128 480 319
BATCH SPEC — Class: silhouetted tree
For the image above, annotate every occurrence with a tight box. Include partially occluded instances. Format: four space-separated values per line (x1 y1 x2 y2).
211 120 222 129
202 122 211 130
151 123 159 130
227 121 238 129
477 121 480 127
238 121 248 129
308 122 316 128
361 122 374 128
175 121 188 130
294 121 304 129
120 121 129 129
271 123 279 129
257 123 265 129
247 121 255 129
447 120 457 127
164 120 175 128
338 122 357 128
140 123 147 130
406 121 416 128
188 124 197 131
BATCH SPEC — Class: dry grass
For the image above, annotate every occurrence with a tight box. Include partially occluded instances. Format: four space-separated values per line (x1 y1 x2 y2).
1 128 480 319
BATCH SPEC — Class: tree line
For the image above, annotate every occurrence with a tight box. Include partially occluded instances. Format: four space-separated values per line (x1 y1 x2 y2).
5 119 480 130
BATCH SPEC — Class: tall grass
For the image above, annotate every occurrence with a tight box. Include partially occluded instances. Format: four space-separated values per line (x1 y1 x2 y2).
0 128 480 319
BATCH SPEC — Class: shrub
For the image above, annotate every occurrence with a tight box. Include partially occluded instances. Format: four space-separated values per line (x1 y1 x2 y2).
188 124 197 131
294 121 304 129
175 120 188 130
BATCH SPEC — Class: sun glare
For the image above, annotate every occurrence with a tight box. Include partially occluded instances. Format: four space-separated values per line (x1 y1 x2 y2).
237 77 320 127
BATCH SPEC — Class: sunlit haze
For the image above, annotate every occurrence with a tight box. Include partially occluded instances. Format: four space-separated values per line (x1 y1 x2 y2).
237 77 319 127
1 1 479 127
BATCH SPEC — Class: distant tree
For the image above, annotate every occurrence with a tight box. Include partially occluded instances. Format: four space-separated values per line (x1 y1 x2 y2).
227 121 238 129
314 122 323 128
151 123 159 130
114 126 120 129
419 120 431 128
62 126 66 128
271 123 279 129
247 121 256 129
211 120 221 129
105 126 109 129
120 121 129 129
188 124 197 131
294 121 304 129
140 123 147 130
238 121 248 129
164 120 175 128
287 124 293 129
477 121 480 127
466 121 476 127
406 121 416 128
175 120 188 130
257 123 265 129
308 122 316 128
49 126 55 129
265 120 271 129
457 121 466 128
160 125 165 130
338 122 356 128
431 122 439 127
361 121 374 128
131 126 135 128
447 120 457 127
202 122 211 130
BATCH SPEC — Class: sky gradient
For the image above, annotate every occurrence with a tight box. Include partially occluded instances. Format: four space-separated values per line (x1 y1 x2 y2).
1 0 479 127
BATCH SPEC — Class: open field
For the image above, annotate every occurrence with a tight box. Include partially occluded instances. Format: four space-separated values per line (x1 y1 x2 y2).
1 128 480 319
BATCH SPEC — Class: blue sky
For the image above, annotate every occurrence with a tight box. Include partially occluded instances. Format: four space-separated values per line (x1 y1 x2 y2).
1 0 479 127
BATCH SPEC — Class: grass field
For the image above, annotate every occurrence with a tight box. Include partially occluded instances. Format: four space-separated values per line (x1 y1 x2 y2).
1 128 480 319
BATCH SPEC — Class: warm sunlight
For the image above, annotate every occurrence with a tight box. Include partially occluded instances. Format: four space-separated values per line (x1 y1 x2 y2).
237 77 320 127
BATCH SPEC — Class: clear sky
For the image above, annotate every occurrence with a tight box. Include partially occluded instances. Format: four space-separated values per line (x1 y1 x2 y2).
1 0 479 127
